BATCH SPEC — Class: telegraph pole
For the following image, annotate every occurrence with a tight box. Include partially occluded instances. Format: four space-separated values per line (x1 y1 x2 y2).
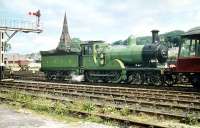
0 10 42 80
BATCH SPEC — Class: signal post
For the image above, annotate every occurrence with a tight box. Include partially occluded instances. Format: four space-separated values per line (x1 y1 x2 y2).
0 10 42 80
0 32 4 79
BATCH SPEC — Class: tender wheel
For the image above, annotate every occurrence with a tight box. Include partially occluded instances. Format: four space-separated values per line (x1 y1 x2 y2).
58 76 65 81
46 72 53 80
0 72 4 80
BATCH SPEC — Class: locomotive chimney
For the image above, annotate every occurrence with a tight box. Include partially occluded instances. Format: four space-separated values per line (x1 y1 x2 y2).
151 30 160 44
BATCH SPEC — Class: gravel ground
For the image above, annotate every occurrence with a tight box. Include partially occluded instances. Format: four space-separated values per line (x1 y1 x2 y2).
0 105 116 128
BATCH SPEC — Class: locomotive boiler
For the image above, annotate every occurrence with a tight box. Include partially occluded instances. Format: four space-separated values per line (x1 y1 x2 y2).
105 31 168 65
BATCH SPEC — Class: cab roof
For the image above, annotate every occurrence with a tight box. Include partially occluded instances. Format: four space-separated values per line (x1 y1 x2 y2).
81 40 105 45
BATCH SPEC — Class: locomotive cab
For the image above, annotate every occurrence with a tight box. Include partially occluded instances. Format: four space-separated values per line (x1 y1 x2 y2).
81 40 106 69
176 27 200 87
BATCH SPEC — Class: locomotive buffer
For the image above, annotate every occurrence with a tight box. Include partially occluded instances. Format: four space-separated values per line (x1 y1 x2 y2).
0 10 42 80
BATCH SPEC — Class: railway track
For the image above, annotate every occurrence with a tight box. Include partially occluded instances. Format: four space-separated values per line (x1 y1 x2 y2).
0 93 169 128
0 80 200 122
7 71 200 93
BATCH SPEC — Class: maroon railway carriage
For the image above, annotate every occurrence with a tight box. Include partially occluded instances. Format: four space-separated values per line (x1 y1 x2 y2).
169 27 200 88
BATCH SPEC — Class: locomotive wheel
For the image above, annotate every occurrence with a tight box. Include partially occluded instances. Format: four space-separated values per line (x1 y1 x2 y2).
163 75 176 86
110 71 122 83
144 73 155 86
131 73 142 85
125 73 133 84
150 73 161 86
102 77 109 83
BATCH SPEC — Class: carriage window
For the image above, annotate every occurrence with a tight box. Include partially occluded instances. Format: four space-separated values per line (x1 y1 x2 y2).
196 40 200 56
83 45 93 55
180 39 199 57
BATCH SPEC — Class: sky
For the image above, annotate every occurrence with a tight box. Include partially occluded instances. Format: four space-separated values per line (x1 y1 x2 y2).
1 0 200 53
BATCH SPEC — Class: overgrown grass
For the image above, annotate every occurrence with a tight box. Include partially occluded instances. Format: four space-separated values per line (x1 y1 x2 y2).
0 90 199 128
81 101 95 113
0 91 119 126
181 114 199 125
120 105 130 116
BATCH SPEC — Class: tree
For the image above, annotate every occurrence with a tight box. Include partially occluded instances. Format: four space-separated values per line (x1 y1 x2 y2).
164 30 184 48
70 38 82 52
136 36 151 45
136 30 185 47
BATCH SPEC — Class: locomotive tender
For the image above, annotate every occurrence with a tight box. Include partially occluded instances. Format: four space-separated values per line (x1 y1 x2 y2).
40 14 168 85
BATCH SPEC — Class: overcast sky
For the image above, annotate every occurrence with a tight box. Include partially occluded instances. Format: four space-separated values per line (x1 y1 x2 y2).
1 0 200 53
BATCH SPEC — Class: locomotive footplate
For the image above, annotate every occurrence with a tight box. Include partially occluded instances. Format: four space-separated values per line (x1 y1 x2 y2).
126 67 163 71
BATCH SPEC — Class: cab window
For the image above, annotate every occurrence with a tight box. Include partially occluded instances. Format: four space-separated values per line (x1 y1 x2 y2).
83 45 93 55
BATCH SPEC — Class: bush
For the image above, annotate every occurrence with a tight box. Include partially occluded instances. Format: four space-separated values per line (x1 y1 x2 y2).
30 98 52 112
85 115 103 123
181 114 198 125
81 101 95 113
120 106 130 116
99 106 117 114
54 101 69 115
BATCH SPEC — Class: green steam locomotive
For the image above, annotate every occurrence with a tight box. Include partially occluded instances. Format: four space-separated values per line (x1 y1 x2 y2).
40 14 168 85
40 29 168 85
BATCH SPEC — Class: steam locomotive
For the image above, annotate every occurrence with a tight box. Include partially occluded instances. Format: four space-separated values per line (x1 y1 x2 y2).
40 30 168 86
40 13 200 88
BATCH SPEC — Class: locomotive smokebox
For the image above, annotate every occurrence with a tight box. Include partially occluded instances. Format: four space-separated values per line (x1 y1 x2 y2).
151 30 160 44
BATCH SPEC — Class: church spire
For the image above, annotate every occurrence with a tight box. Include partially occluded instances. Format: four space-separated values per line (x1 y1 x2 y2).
57 12 71 50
